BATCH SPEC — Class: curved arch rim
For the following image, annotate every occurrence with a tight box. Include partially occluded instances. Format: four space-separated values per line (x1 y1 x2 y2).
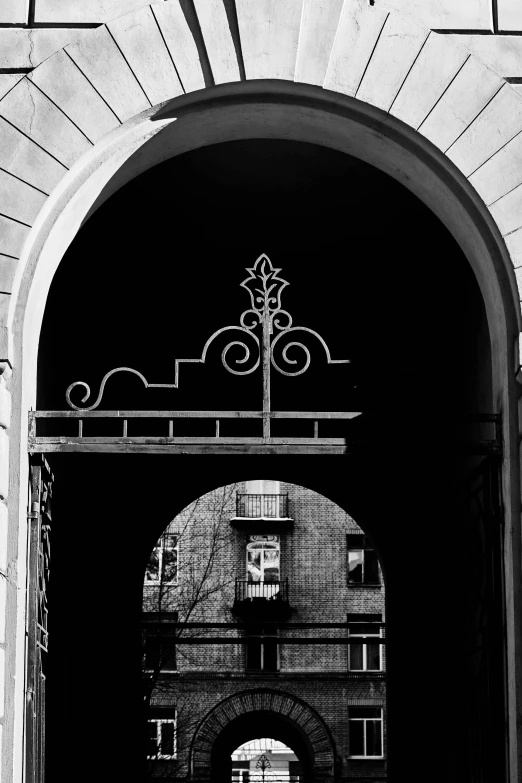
14 79 522 379
189 687 337 778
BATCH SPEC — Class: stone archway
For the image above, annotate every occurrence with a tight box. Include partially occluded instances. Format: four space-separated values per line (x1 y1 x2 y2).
1 3 522 782
191 689 336 781
7 82 520 783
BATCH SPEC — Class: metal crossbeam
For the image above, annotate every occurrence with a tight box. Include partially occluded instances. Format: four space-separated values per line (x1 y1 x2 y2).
143 623 386 628
157 638 386 645
28 410 361 454
142 622 387 643
28 442 349 454
30 410 360 419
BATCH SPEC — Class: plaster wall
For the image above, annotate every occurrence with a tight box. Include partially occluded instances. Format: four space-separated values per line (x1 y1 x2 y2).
1 1 522 782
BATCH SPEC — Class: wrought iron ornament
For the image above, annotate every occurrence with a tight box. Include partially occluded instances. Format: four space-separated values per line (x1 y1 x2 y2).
65 254 350 420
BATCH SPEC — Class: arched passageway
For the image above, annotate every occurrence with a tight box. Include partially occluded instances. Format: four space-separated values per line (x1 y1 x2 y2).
1 4 522 783
34 133 513 783
192 690 335 782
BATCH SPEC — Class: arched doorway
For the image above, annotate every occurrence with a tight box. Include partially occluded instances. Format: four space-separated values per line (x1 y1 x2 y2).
23 95 519 783
192 690 335 782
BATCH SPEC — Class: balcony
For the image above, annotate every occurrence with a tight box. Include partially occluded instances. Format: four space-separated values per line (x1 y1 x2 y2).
233 579 293 619
230 494 294 531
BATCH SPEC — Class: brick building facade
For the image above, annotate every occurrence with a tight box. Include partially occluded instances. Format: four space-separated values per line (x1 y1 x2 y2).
142 480 386 782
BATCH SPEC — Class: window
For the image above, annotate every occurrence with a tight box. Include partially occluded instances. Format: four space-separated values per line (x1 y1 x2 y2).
143 613 178 672
245 479 280 494
247 535 280 598
348 625 382 671
346 535 380 585
245 625 279 671
348 707 383 758
232 770 249 783
244 479 283 517
147 717 177 759
143 628 177 672
145 534 178 585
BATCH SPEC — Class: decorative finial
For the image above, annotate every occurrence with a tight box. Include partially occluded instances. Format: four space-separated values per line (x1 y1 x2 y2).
241 254 289 318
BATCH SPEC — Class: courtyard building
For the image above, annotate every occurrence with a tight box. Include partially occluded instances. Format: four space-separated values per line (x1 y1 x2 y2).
142 481 386 782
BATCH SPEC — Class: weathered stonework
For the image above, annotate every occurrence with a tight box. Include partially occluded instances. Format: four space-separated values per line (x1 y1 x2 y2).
0 29 96 71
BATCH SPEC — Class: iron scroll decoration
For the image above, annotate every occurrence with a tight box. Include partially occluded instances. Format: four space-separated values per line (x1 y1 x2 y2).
65 254 351 411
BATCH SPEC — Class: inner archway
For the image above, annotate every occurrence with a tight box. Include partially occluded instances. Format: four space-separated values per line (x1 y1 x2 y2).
192 690 334 783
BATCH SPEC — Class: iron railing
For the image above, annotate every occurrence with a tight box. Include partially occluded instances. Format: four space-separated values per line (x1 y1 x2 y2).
236 493 289 518
235 579 289 603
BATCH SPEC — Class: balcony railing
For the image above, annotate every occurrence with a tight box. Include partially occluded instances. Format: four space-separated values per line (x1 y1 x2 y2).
235 579 288 606
236 494 289 518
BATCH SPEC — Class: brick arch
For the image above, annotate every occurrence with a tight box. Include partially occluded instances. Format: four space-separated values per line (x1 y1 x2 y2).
190 689 336 779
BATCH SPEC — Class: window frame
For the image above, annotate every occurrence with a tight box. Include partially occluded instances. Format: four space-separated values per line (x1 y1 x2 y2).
245 479 280 494
245 624 280 672
348 707 384 759
143 628 177 673
244 480 283 517
142 612 178 673
144 533 179 586
348 628 383 672
346 535 380 586
246 535 281 584
232 770 250 783
147 716 177 760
